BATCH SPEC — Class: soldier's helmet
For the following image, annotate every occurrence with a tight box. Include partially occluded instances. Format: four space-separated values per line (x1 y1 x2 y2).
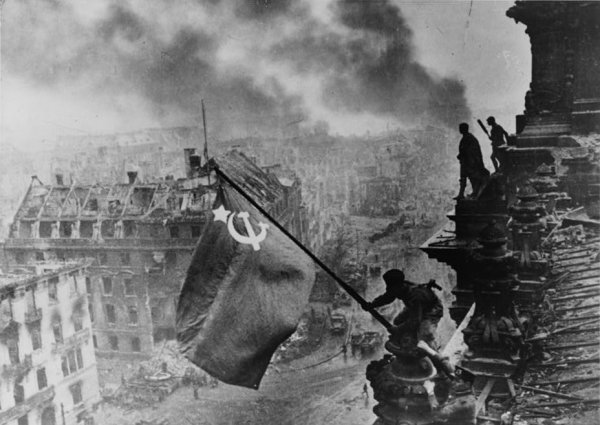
382 269 405 286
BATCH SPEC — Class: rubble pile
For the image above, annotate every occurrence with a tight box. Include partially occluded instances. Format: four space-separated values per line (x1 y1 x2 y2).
104 342 205 409
137 341 199 378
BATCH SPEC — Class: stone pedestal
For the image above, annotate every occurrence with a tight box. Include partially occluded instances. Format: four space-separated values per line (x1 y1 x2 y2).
529 163 572 215
367 325 449 425
460 222 523 398
509 184 548 279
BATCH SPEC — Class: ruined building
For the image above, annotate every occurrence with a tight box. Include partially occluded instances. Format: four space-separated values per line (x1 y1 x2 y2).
358 1 599 424
2 150 306 362
0 261 100 425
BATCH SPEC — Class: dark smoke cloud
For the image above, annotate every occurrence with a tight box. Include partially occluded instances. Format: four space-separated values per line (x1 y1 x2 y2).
234 0 294 20
3 0 304 139
272 0 470 126
2 0 469 141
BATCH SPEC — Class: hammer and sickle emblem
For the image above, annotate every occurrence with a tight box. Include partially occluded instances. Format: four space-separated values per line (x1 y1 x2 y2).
227 212 269 251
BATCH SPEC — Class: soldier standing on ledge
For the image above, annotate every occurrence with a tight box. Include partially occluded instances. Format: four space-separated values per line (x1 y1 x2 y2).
366 269 443 349
486 116 509 172
455 122 489 199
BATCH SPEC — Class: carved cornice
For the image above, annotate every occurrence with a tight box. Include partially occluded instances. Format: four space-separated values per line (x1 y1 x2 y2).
507 1 600 30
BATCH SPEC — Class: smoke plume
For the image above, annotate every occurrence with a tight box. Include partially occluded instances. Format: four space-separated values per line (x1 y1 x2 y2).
1 0 470 144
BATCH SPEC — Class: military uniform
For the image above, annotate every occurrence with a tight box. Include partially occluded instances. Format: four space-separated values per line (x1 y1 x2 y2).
457 132 489 198
370 281 443 346
489 123 508 171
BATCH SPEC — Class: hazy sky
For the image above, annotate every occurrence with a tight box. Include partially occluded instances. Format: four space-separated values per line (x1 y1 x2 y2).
0 0 530 151
400 1 530 132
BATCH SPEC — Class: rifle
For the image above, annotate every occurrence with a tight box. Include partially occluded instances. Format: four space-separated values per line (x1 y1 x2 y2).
477 119 490 139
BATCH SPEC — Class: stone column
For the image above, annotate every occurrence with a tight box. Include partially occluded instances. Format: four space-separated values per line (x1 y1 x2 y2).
460 221 522 397
508 184 547 274
366 334 440 425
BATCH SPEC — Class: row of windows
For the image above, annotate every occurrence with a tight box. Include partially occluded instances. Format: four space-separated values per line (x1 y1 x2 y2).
89 301 166 326
16 220 204 240
15 389 82 425
15 249 183 268
5 315 82 364
100 304 139 325
93 276 136 296
47 274 81 301
9 352 82 412
93 334 142 352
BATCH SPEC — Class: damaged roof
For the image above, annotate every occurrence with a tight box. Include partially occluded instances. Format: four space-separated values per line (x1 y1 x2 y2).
12 150 286 223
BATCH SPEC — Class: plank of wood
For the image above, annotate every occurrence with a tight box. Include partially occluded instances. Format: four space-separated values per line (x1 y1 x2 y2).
558 314 600 323
545 341 600 350
516 384 583 400
553 292 600 302
475 378 496 416
555 303 600 314
526 398 600 408
532 356 599 368
532 376 600 386
507 379 516 398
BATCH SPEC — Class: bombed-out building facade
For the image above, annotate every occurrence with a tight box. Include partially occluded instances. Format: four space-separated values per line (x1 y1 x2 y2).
0 261 100 425
2 150 306 362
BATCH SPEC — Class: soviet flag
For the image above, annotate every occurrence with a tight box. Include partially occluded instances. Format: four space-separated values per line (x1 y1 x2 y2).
176 182 315 389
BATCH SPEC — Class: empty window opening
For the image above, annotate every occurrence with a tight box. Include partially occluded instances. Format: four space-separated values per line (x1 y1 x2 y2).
53 321 63 344
120 252 131 265
128 306 138 325
31 326 42 350
59 221 72 237
102 277 112 294
70 382 83 405
131 337 141 352
109 335 119 350
191 225 202 238
37 368 48 389
80 221 93 238
105 304 116 323
124 279 135 296
48 278 58 302
101 220 115 238
39 222 52 238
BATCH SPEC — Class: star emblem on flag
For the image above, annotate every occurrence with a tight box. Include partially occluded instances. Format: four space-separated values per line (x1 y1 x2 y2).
212 205 230 223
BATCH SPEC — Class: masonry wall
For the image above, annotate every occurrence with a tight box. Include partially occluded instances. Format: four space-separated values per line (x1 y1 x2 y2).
0 265 100 425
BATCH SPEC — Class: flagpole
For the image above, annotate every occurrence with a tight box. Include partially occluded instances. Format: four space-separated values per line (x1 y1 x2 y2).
201 99 210 185
212 164 393 331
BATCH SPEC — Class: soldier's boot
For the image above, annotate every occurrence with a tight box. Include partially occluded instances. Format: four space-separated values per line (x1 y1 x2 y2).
453 178 466 200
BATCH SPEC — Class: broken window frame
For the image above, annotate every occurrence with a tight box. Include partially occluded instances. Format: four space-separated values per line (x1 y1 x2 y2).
109 335 119 351
131 337 141 352
70 381 83 405
127 306 138 325
123 278 135 296
31 325 42 350
120 252 131 266
53 321 63 344
102 277 113 295
7 338 20 365
48 277 59 302
105 304 116 324
37 367 48 390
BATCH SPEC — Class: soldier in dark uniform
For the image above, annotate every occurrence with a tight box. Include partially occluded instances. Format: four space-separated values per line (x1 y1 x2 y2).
486 116 509 172
455 123 489 199
366 269 443 348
